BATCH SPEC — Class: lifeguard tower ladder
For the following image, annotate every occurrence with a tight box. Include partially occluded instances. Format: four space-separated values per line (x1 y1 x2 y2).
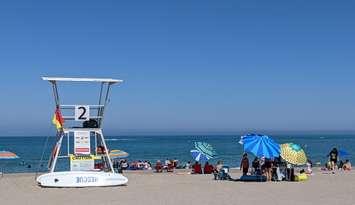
36 77 128 187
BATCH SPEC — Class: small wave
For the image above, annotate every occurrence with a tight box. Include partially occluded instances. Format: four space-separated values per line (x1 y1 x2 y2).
106 138 135 141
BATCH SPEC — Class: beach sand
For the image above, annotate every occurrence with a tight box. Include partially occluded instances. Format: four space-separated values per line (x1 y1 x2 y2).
0 170 354 205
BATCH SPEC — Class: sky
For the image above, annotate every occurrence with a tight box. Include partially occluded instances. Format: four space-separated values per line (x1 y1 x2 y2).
0 0 354 136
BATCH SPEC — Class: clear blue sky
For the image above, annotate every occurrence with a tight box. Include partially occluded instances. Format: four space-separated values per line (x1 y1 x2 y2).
0 0 354 136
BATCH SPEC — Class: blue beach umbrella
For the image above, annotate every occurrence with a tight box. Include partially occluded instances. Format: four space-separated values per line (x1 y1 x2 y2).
339 149 350 157
194 142 217 159
239 134 280 159
190 150 211 162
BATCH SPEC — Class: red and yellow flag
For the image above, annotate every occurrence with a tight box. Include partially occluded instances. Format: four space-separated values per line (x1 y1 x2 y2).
52 108 64 130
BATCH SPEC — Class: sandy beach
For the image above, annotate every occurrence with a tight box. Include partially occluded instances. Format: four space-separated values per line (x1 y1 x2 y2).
0 170 354 205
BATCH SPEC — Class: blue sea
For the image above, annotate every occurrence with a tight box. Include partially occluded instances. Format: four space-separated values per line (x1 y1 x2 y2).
0 134 354 173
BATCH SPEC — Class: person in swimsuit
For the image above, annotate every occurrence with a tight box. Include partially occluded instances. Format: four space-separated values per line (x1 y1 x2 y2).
328 148 338 171
264 159 273 181
252 157 260 175
240 153 249 175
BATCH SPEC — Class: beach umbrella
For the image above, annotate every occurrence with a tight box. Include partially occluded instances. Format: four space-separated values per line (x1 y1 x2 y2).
339 149 350 157
0 151 19 175
0 151 19 159
190 150 211 162
194 142 217 159
280 143 307 165
240 134 280 159
109 150 129 159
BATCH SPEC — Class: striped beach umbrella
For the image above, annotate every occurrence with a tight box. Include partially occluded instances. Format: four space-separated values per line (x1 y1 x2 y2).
109 150 129 159
280 143 307 165
240 134 280 159
190 150 211 162
194 142 217 159
0 151 19 159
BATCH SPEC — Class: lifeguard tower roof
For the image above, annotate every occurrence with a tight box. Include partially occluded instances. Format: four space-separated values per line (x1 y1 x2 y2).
42 77 123 84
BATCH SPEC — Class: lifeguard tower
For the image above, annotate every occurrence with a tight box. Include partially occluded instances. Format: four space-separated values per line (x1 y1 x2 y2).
36 77 128 187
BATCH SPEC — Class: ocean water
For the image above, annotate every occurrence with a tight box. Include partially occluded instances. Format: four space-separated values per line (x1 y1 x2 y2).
0 134 354 173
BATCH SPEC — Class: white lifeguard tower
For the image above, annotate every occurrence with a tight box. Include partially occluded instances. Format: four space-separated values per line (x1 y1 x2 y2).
36 77 128 187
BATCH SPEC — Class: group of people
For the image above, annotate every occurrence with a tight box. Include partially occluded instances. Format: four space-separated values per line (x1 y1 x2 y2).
239 153 311 181
238 147 352 182
154 159 180 172
190 161 215 174
113 159 152 171
324 148 352 172
113 147 352 180
189 160 231 180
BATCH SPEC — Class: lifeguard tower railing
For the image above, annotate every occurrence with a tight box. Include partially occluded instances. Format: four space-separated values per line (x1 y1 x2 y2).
42 77 122 173
43 77 122 128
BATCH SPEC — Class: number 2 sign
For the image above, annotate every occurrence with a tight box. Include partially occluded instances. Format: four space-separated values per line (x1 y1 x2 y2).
75 105 90 121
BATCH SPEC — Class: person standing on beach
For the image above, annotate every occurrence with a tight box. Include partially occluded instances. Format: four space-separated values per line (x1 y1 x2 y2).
328 148 338 171
240 153 249 175
252 157 260 175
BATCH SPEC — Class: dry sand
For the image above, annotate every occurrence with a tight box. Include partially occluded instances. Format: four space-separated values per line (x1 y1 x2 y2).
0 170 354 205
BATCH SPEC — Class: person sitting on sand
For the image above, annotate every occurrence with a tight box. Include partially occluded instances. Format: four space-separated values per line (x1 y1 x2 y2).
167 160 174 172
185 161 191 169
240 153 249 176
343 160 352 171
165 158 170 168
192 161 202 174
295 169 308 181
155 160 163 173
203 162 214 174
215 161 223 173
120 159 129 170
143 161 152 170
173 158 179 168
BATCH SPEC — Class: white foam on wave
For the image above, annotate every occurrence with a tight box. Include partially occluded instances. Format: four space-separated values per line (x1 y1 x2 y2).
105 138 135 141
